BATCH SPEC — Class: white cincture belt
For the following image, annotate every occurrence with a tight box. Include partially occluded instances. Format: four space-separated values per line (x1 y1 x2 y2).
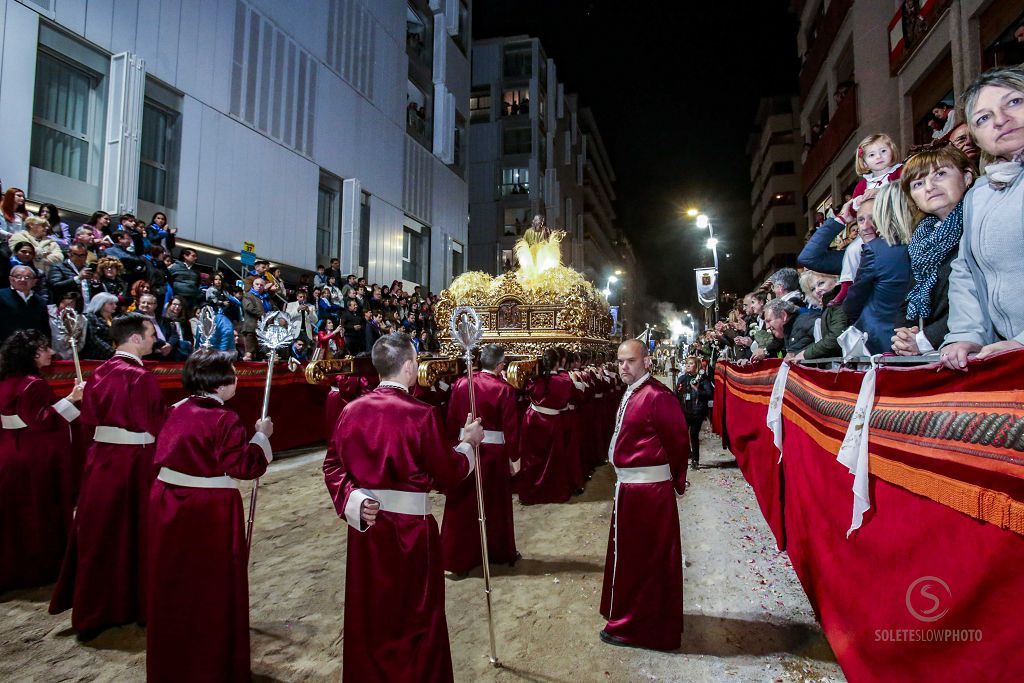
93 425 155 445
614 464 672 484
158 467 239 489
567 404 577 411
368 489 430 516
529 404 564 416
1 414 28 429
594 393 605 398
459 428 506 444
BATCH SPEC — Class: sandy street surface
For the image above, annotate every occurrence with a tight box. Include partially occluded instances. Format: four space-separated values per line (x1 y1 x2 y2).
1 392 845 682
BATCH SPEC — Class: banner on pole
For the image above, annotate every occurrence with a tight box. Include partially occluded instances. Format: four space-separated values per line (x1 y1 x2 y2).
695 267 718 308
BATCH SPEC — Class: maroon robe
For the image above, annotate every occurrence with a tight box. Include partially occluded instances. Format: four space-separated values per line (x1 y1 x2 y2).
599 376 689 651
323 384 474 683
325 374 364 433
561 370 587 490
147 396 271 682
440 371 520 573
516 371 576 504
50 353 166 633
0 375 78 592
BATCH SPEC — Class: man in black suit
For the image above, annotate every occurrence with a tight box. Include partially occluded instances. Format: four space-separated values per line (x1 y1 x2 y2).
48 244 98 302
0 265 50 344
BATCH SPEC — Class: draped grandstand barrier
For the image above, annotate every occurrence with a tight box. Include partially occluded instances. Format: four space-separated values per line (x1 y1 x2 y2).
45 361 330 452
719 352 1024 683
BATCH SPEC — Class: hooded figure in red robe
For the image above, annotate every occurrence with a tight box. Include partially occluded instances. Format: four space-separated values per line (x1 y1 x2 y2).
50 313 165 638
323 332 484 682
147 348 274 682
441 343 521 575
599 339 690 651
0 330 84 592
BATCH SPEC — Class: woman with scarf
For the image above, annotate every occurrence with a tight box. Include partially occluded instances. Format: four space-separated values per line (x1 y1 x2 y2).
891 147 974 355
942 65 1024 371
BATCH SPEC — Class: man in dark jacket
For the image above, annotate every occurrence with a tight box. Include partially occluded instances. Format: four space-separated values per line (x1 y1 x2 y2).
675 356 713 469
0 266 50 344
48 244 98 303
763 298 814 356
341 298 365 354
167 248 201 309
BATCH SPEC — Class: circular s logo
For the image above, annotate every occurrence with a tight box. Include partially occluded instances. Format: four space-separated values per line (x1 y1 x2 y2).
905 576 951 623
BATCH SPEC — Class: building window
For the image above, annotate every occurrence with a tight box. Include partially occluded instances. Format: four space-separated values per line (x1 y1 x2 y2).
406 80 432 148
453 113 466 171
317 186 336 258
774 222 797 237
504 207 529 236
500 167 529 197
537 126 547 165
771 160 795 175
359 191 371 276
502 127 531 155
503 43 531 80
31 50 103 184
768 192 795 208
139 99 180 208
501 88 530 117
470 88 491 123
402 225 424 283
451 241 464 280
406 3 432 72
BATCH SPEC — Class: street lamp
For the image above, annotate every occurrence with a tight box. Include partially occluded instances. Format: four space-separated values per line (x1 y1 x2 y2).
692 212 720 321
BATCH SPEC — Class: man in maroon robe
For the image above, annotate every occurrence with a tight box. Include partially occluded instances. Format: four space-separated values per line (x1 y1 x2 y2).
599 339 690 651
441 344 520 576
50 313 165 638
323 332 484 682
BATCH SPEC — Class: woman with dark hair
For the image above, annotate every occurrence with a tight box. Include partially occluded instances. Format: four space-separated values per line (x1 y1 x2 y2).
38 203 71 246
315 317 344 360
146 212 177 252
516 347 578 504
84 210 111 242
147 348 273 682
0 330 84 591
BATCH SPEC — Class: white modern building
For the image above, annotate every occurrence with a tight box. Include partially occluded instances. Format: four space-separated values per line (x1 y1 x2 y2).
0 0 472 291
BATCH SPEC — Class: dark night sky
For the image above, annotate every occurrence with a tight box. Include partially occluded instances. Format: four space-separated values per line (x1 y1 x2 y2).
474 1 799 314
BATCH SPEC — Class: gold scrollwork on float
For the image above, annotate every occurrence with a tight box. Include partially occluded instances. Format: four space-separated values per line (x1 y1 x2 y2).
417 357 462 388
304 357 355 385
505 359 538 390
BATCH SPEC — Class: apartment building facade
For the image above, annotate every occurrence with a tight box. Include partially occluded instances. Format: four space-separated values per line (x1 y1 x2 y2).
748 96 805 284
0 0 473 290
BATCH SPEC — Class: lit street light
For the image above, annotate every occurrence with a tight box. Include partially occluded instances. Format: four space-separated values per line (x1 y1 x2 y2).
689 211 720 321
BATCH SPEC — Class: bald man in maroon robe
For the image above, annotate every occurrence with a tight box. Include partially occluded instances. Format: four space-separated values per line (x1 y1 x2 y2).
599 339 690 651
50 313 166 638
323 332 483 682
441 344 521 576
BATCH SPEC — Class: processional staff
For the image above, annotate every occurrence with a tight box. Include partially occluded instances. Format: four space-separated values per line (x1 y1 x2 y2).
450 306 501 668
245 310 299 559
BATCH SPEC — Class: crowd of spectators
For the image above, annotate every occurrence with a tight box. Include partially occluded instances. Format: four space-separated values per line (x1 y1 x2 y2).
0 200 445 364
694 64 1024 372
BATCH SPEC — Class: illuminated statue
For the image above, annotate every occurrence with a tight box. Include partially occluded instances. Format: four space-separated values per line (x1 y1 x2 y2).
515 215 565 279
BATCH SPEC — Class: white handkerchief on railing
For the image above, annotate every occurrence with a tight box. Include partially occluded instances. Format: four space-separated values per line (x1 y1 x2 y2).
838 326 869 361
766 361 790 463
837 355 880 537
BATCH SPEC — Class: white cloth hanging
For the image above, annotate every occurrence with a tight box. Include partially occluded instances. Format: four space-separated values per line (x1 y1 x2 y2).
837 355 881 537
